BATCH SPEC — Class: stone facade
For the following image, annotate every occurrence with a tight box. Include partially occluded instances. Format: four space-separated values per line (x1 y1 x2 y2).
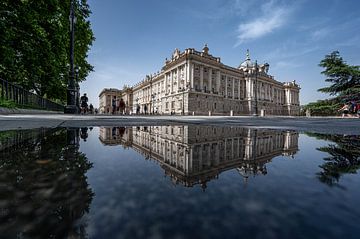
134 46 300 115
99 125 299 187
99 45 301 116
98 88 122 114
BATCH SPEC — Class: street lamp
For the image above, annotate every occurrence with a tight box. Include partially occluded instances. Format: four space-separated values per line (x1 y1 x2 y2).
65 0 78 114
75 66 80 111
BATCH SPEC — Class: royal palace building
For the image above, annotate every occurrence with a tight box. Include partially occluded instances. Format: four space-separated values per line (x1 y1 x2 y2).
99 45 300 116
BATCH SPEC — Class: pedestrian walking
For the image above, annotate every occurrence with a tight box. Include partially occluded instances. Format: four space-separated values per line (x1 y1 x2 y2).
144 104 148 115
338 103 350 118
136 104 140 115
112 96 117 115
80 93 88 114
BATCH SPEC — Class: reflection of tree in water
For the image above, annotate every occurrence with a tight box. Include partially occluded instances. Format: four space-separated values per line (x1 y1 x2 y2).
0 128 94 238
307 133 360 186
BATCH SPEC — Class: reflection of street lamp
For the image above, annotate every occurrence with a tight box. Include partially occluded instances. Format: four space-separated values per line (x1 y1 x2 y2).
65 0 78 114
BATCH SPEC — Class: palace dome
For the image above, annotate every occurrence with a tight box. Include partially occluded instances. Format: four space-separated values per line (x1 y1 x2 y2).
238 49 254 69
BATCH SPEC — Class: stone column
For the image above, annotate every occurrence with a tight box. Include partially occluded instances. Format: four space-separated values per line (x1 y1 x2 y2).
171 70 174 93
176 67 179 93
217 70 221 93
225 76 228 98
200 65 204 92
246 79 252 98
185 62 188 89
209 68 212 93
232 77 235 99
238 79 241 99
190 63 194 90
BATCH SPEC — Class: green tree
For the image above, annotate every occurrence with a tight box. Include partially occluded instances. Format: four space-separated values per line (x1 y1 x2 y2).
318 51 360 99
0 0 94 102
303 51 360 116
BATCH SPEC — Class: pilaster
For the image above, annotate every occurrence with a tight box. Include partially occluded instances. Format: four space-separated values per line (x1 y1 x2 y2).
200 65 204 92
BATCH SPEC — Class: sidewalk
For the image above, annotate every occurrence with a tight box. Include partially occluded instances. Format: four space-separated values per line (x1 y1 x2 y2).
1 114 360 135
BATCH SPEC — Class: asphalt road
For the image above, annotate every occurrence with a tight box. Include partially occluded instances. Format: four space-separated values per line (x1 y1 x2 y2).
1 114 360 135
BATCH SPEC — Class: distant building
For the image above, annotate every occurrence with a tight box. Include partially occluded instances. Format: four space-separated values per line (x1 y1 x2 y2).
99 45 300 115
98 88 121 114
121 86 133 115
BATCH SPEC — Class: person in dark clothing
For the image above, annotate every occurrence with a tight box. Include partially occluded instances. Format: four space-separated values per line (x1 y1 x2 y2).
89 104 94 114
144 104 148 115
80 93 88 114
136 104 140 115
80 127 88 141
112 96 117 115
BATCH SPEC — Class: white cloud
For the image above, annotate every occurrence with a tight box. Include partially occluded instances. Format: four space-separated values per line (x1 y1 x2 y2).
310 28 331 41
264 43 319 60
273 61 302 69
235 1 292 45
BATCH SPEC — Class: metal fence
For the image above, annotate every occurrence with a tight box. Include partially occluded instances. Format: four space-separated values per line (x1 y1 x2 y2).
0 78 64 111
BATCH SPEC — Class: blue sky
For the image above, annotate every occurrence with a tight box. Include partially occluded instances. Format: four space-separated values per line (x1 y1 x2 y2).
82 0 360 107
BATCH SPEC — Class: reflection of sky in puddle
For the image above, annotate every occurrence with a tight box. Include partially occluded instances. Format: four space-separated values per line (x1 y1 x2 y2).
1 126 360 239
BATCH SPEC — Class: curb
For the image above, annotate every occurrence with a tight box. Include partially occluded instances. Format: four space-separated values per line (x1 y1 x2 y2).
0 107 63 115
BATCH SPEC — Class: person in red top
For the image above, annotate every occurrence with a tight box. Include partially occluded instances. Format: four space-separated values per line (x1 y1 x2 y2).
356 102 360 118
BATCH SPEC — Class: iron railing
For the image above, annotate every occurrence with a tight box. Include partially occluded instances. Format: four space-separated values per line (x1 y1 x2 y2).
0 78 64 111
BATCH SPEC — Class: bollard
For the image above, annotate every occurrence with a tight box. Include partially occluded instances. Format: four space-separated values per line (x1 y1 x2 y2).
230 110 233 116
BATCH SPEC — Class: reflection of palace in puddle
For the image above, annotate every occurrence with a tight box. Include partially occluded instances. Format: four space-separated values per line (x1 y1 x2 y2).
99 126 299 188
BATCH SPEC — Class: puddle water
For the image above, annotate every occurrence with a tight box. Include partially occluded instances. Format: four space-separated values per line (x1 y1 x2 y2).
0 126 359 239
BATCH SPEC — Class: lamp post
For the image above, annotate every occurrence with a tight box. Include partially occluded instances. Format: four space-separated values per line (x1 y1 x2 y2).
254 60 259 116
65 0 78 114
75 66 80 111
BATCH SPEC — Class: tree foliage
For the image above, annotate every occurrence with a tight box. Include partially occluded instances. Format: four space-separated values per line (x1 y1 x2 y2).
304 51 360 115
0 0 94 102
318 51 360 98
302 98 341 116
